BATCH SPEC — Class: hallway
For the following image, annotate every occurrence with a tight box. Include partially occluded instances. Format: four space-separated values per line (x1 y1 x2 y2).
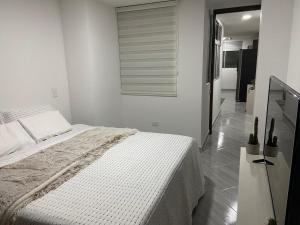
193 91 253 225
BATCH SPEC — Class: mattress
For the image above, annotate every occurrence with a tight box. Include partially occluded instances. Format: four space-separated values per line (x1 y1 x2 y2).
3 125 205 225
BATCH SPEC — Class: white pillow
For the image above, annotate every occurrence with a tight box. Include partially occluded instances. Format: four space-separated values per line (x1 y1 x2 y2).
0 121 35 157
0 104 54 123
19 111 72 143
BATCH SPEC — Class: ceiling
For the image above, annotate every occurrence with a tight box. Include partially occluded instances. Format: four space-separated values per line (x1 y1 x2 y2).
217 10 261 37
97 0 164 7
96 0 261 36
97 0 261 7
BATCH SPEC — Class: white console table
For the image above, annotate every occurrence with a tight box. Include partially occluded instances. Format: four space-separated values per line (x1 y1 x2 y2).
237 148 274 225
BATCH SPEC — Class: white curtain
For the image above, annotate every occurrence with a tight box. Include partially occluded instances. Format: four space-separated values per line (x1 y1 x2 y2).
116 1 178 97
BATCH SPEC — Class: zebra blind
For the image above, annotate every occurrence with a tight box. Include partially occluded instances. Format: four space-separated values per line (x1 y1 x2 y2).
116 1 178 97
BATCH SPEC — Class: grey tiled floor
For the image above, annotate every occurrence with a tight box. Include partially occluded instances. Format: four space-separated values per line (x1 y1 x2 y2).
192 90 253 225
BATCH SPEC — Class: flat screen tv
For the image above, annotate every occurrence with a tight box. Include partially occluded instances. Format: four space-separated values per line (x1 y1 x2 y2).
264 76 300 225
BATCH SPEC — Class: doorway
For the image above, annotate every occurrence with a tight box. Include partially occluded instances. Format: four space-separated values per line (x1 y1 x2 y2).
209 5 261 134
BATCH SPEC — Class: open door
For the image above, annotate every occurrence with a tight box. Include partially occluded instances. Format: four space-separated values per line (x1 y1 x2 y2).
208 5 261 135
208 11 215 134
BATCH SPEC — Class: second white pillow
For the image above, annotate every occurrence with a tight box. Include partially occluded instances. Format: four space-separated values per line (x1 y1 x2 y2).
19 111 72 143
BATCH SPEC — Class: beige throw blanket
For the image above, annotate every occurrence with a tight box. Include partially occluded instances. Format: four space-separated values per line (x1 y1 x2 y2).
0 127 137 225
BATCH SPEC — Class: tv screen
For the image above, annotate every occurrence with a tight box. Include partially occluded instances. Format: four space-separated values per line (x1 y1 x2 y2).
264 76 300 225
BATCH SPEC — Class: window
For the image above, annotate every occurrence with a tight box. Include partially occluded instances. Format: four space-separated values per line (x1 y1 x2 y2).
116 1 177 96
222 51 239 68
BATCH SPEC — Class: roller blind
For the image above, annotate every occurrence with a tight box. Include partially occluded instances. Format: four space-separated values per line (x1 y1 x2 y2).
116 1 178 97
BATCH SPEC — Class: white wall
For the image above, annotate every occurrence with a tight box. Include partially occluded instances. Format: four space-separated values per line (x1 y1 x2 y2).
0 0 71 120
61 0 121 127
121 0 206 146
254 0 294 143
220 40 242 90
221 68 237 90
223 40 243 51
85 0 122 127
242 39 254 49
287 0 300 93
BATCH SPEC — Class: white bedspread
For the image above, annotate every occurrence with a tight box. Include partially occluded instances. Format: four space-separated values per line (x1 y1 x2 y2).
8 128 205 225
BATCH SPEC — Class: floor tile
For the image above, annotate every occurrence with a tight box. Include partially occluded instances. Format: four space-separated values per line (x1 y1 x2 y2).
192 180 237 225
221 187 238 212
203 162 240 190
192 91 252 225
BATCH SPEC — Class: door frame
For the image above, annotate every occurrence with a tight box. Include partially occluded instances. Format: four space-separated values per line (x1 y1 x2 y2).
208 4 261 134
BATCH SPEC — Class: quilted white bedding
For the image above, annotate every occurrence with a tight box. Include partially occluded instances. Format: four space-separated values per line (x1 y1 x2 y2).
6 125 205 225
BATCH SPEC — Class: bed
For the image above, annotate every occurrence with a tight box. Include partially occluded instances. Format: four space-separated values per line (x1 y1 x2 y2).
0 109 205 225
